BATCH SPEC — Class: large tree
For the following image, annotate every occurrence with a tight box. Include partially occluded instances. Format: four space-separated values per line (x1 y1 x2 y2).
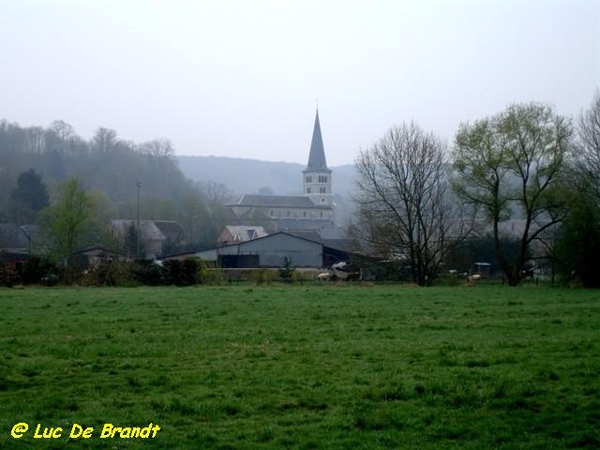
39 178 95 265
353 122 467 285
576 90 600 197
9 168 49 224
452 103 573 285
554 91 600 287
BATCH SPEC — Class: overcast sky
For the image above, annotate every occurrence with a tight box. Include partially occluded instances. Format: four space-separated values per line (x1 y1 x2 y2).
1 0 598 166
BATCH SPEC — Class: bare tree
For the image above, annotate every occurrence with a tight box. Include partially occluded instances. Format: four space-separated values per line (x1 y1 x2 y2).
453 103 573 285
353 122 466 285
178 190 210 246
200 180 235 205
140 138 175 159
577 90 600 197
91 127 118 153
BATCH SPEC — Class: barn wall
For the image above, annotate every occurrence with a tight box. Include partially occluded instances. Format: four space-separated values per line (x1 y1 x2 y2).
239 233 323 267
206 233 323 268
195 249 217 261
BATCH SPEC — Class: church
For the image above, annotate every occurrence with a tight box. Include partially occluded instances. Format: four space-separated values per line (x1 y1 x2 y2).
227 110 336 233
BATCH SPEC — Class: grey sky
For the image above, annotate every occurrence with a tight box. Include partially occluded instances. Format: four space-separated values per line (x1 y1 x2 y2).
1 0 598 166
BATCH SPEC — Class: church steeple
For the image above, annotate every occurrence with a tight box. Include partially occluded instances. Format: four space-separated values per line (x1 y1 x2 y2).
306 109 328 171
303 109 333 207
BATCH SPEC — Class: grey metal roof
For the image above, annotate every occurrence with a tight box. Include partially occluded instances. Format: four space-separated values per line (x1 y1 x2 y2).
284 230 350 252
305 110 330 172
216 231 324 250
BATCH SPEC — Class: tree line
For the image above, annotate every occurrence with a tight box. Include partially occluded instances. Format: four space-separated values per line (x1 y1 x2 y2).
352 93 600 287
3 93 600 288
0 120 236 257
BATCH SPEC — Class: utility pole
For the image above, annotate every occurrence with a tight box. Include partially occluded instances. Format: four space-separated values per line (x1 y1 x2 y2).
136 180 142 259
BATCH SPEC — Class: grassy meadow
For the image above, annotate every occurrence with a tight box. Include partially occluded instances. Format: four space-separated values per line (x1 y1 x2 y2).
0 284 598 449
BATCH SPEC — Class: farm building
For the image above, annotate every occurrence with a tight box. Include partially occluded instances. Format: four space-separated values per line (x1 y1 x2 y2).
109 219 186 258
0 224 41 262
217 225 268 246
194 231 348 268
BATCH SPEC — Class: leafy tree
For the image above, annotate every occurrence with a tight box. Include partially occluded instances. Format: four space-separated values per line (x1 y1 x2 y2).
452 103 573 285
9 168 49 223
39 178 95 265
353 122 469 285
0 118 203 228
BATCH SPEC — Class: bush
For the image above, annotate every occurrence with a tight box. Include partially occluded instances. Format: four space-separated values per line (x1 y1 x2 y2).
250 268 277 285
434 274 461 287
20 256 59 285
161 258 204 286
0 263 19 287
202 268 225 285
292 270 314 284
182 258 202 285
82 261 138 287
278 257 295 281
133 261 164 286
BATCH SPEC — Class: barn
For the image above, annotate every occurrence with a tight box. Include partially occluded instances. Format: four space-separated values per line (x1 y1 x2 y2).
194 231 347 268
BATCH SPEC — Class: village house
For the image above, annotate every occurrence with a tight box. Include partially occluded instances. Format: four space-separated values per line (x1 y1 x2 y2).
109 219 186 258
217 225 268 246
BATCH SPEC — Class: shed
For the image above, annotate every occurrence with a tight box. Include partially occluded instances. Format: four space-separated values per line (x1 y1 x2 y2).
195 231 347 268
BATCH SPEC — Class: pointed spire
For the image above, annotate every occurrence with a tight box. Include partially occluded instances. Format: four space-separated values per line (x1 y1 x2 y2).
306 110 328 171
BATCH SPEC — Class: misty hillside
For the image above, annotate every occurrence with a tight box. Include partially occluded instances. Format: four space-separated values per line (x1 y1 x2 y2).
177 155 358 225
177 155 358 199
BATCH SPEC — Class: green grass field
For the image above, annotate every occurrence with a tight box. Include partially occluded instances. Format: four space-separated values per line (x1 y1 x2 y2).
0 284 598 449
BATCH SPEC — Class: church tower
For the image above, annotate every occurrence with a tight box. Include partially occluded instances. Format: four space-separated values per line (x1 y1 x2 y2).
303 110 333 206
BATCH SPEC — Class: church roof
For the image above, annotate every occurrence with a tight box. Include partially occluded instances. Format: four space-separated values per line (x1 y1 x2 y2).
305 110 330 172
235 194 331 209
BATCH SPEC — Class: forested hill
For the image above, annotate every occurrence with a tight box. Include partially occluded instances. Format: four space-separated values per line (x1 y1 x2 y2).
0 118 358 227
0 119 197 220
177 155 357 198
